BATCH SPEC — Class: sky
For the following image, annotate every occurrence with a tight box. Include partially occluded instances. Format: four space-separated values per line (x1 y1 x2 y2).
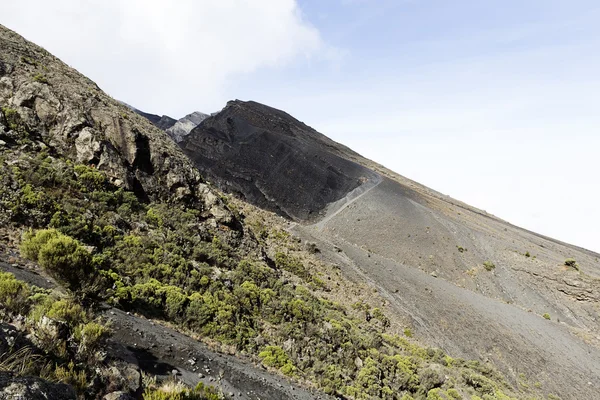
3 0 600 253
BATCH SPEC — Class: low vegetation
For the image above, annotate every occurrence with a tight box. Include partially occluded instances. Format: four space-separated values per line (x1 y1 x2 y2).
564 259 579 271
143 380 221 400
483 261 496 272
0 144 531 398
0 271 109 395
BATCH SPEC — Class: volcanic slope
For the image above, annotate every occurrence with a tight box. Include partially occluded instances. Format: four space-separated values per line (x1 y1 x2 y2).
180 100 379 221
184 100 600 400
3 23 537 400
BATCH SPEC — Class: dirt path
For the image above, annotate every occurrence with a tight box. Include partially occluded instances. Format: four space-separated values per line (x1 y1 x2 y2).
312 173 382 231
105 308 326 400
0 259 326 400
291 177 600 400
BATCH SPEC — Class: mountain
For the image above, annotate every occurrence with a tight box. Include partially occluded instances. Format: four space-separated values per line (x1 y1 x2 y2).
121 102 178 131
2 22 600 400
166 111 209 143
0 24 322 399
181 100 379 220
180 100 600 399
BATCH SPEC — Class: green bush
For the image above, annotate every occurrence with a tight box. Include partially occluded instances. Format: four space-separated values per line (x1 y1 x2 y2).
258 345 296 376
74 164 107 192
53 361 87 393
274 252 309 279
21 229 93 292
543 313 551 320
32 73 49 84
20 228 60 260
0 272 31 314
1 107 27 135
74 321 110 359
483 261 495 271
564 259 578 270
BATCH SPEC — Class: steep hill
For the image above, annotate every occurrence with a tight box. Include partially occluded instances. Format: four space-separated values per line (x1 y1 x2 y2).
179 99 600 400
1 23 542 400
181 100 379 220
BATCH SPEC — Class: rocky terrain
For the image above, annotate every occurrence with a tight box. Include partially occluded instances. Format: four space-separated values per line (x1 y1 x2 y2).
180 100 379 220
176 102 600 399
123 103 177 131
167 111 209 143
1 22 599 400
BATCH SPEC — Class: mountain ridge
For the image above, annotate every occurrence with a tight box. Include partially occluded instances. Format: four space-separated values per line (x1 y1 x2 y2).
2 22 600 400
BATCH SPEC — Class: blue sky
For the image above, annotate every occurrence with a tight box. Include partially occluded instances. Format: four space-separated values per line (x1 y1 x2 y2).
229 1 600 253
4 0 600 252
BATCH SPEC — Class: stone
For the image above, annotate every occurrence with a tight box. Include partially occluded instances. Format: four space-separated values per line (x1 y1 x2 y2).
103 391 135 400
75 127 101 163
104 365 141 395
0 371 76 400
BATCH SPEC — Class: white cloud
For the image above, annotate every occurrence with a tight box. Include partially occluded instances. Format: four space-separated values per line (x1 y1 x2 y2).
2 0 324 116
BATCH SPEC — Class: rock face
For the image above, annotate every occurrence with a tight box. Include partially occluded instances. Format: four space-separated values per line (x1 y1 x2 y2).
121 102 177 131
180 100 377 220
0 24 231 222
0 371 76 400
166 111 209 143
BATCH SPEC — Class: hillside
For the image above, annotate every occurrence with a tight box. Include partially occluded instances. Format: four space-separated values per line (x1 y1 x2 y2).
0 24 544 400
178 99 600 400
180 100 379 220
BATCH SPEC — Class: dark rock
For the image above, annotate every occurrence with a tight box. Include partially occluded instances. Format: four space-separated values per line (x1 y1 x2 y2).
122 103 177 131
181 100 378 221
0 371 76 400
155 115 177 130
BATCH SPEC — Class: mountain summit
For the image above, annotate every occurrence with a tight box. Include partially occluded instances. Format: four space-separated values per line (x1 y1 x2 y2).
177 98 600 400
166 111 209 143
180 100 379 220
1 23 600 400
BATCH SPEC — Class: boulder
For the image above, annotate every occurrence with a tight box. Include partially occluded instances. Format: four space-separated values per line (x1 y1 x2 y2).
0 371 76 400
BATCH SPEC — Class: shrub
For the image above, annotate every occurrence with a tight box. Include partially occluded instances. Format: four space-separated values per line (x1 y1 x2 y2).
45 298 86 326
143 380 220 400
564 259 578 270
0 272 31 315
274 252 310 279
53 361 87 393
20 228 60 261
74 164 106 192
21 229 93 292
74 321 110 360
543 313 551 320
258 345 296 376
483 261 495 271
32 73 49 84
1 107 27 135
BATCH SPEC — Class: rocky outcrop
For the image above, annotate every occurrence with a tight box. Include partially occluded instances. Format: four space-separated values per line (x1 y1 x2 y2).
0 24 231 223
166 111 209 143
0 372 76 400
122 103 177 131
180 100 378 220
